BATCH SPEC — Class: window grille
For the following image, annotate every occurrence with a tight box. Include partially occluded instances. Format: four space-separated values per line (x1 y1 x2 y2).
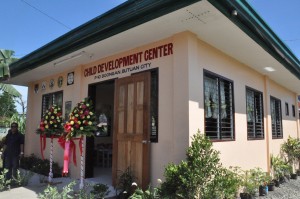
270 96 282 138
41 91 63 117
150 70 159 142
246 87 264 139
204 71 234 140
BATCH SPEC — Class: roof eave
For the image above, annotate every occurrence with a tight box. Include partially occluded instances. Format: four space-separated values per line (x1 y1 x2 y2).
208 0 300 79
8 0 300 81
9 0 201 78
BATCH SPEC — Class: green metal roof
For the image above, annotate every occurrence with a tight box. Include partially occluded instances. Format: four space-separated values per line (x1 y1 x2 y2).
8 0 300 80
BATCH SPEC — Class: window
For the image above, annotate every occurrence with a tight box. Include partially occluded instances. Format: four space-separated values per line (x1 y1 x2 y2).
292 105 296 117
246 87 264 139
42 91 63 117
270 96 282 138
204 70 234 140
150 69 159 142
285 103 289 116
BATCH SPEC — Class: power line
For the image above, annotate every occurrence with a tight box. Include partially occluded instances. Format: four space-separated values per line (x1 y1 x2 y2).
20 0 71 30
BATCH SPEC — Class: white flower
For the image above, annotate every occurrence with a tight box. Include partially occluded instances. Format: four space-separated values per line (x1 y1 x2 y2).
157 179 162 184
131 182 138 187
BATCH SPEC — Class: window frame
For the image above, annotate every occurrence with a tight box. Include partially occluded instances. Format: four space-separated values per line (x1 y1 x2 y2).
292 104 296 117
203 70 235 141
150 69 159 143
285 102 289 116
270 96 283 139
41 91 63 117
246 87 264 140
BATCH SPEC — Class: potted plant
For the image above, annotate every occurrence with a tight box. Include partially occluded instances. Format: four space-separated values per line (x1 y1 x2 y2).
281 136 300 179
258 171 270 196
240 168 262 199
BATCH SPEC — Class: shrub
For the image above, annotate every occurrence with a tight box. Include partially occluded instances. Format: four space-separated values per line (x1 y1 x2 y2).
20 154 62 178
160 130 240 199
38 180 76 199
115 167 136 198
0 169 10 191
91 183 110 199
129 185 160 199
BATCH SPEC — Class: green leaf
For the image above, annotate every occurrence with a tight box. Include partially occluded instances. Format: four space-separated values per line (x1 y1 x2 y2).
0 83 21 97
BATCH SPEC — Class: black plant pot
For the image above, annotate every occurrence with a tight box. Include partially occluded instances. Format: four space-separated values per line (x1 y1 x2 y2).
291 173 298 179
279 176 285 184
297 170 300 176
240 193 253 199
268 182 275 191
273 179 280 187
259 185 267 196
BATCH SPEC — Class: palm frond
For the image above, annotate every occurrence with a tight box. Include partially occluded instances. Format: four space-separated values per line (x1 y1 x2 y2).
0 83 21 97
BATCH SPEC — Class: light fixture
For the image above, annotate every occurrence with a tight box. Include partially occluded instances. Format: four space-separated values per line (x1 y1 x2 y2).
264 67 276 72
231 10 238 16
53 51 86 66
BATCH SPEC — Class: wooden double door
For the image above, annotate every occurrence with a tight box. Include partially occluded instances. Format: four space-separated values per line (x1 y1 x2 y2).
112 72 151 189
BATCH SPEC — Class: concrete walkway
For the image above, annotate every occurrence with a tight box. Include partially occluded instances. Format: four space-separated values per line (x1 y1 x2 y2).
259 176 300 199
2 172 300 198
0 171 117 199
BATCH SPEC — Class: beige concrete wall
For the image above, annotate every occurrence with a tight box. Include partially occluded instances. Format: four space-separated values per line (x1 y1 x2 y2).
184 31 299 172
268 78 299 156
24 31 300 184
25 69 86 178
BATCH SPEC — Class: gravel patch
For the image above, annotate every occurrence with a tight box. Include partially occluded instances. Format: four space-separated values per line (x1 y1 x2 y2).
258 177 300 199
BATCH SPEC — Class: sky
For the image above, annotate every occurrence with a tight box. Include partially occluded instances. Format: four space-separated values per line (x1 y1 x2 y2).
1 0 300 112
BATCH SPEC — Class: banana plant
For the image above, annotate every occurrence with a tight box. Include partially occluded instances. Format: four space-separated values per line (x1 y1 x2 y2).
0 49 21 97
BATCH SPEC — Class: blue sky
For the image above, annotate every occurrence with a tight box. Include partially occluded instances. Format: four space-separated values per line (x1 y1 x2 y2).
1 0 300 112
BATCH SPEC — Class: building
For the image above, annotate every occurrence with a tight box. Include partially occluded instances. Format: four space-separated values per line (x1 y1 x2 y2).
4 0 300 188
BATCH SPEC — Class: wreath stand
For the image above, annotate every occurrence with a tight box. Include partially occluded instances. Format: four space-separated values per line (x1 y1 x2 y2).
48 137 54 183
79 137 84 189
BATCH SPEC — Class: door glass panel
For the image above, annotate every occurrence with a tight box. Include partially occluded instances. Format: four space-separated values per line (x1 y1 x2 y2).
118 85 125 134
127 83 134 134
136 81 144 134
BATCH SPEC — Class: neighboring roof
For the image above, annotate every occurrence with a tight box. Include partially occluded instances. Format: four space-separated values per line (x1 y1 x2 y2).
7 0 300 86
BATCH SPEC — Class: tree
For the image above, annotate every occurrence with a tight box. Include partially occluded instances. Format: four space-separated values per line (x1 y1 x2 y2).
0 92 18 127
0 49 26 131
0 49 21 97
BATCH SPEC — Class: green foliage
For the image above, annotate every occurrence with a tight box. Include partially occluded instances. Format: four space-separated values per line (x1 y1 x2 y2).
240 168 265 196
0 49 19 82
0 169 33 191
10 113 26 134
0 92 18 126
115 167 136 198
76 183 95 199
271 154 292 179
38 181 76 199
160 131 240 199
20 154 62 178
210 166 241 199
281 136 300 173
90 183 110 199
0 169 11 192
12 170 34 187
129 186 160 199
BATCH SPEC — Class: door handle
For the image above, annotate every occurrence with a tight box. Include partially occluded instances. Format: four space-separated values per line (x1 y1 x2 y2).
142 140 150 144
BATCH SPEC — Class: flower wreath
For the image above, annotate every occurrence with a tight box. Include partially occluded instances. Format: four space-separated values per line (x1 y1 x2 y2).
36 104 64 137
64 97 97 140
